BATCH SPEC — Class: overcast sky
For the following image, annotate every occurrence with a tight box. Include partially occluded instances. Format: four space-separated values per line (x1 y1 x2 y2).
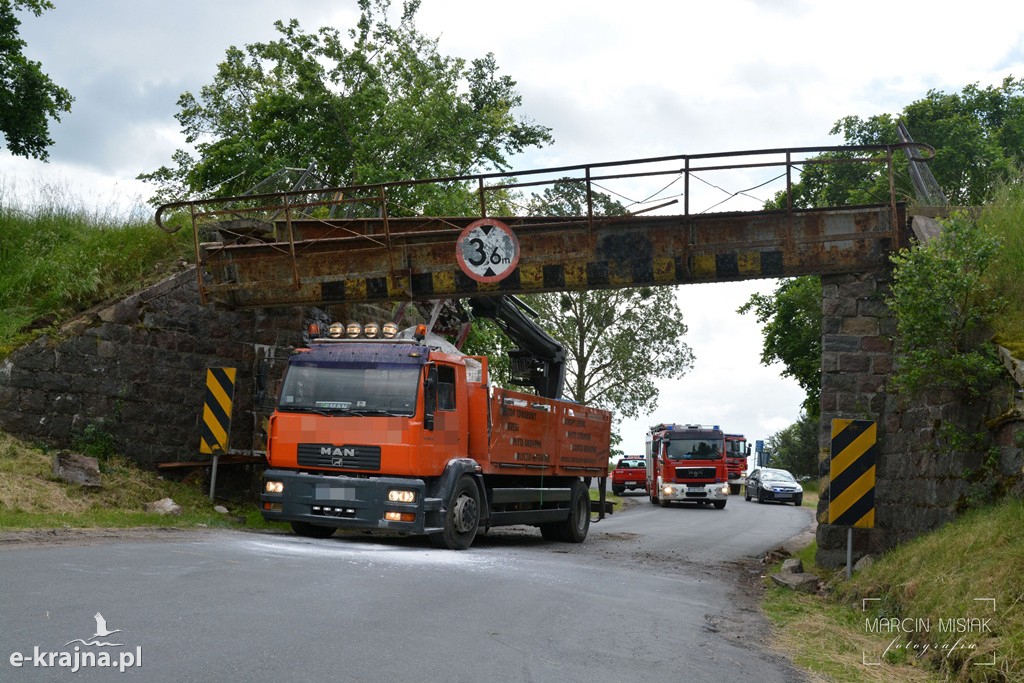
3 0 1023 460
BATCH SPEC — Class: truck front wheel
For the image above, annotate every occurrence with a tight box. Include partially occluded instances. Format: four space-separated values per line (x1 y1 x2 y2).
430 476 480 550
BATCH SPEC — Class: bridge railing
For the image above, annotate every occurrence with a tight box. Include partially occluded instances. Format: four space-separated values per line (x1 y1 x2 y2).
155 142 934 237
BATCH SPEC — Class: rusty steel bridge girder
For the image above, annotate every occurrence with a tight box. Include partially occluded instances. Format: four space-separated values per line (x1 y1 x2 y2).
193 204 906 309
154 144 929 309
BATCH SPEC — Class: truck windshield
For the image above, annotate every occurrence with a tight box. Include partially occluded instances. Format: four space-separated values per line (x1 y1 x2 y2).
278 362 420 416
666 438 723 460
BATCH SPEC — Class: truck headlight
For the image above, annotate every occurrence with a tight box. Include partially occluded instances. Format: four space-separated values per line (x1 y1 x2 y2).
662 485 675 496
265 480 284 494
721 484 730 494
388 489 416 503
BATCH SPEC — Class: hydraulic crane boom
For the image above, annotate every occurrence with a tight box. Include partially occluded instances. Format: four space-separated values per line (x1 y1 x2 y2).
468 295 566 400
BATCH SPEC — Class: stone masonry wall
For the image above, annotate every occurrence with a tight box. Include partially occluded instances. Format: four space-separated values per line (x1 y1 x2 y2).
0 268 311 467
816 270 1024 568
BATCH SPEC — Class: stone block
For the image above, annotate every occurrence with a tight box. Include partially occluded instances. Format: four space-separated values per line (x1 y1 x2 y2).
823 334 862 353
52 451 101 488
771 572 819 593
144 497 182 516
780 557 804 574
839 354 870 373
841 316 880 336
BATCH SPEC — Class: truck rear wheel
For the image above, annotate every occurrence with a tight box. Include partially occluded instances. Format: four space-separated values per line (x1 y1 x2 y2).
555 480 590 543
429 476 480 550
290 521 335 539
612 486 625 495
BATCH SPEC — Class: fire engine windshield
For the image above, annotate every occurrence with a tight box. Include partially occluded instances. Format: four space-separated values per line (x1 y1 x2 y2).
277 361 420 416
665 438 723 460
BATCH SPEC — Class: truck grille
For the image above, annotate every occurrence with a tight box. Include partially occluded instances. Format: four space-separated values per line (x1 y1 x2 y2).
297 444 381 470
675 467 715 480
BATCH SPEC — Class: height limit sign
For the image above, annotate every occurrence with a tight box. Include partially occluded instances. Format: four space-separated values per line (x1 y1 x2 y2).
456 218 520 283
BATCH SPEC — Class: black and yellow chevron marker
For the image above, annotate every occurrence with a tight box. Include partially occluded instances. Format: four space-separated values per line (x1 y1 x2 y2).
828 419 876 528
200 367 236 455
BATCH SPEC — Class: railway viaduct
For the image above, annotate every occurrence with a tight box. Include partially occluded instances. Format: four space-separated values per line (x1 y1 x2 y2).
2 145 1021 567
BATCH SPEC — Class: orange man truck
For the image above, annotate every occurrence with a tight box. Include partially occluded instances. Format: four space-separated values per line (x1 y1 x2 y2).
260 321 611 549
645 423 729 509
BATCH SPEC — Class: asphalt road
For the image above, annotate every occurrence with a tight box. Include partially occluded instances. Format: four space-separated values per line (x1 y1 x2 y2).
0 493 813 682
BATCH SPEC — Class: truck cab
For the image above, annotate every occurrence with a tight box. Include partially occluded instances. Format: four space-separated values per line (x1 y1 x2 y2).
645 423 729 509
260 320 611 549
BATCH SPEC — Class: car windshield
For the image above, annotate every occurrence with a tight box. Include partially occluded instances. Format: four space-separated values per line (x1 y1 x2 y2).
665 438 722 460
278 362 420 416
762 470 797 482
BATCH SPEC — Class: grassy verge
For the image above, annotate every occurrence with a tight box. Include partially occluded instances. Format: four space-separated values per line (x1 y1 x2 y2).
762 498 1024 682
0 201 191 359
0 432 284 532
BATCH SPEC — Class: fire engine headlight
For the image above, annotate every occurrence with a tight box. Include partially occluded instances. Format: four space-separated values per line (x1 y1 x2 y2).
662 485 675 496
265 480 284 494
387 489 416 503
721 484 730 495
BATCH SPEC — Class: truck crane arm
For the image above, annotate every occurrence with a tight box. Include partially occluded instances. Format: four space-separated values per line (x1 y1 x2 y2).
468 295 566 400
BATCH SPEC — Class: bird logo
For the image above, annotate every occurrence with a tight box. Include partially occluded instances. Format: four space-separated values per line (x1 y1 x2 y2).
65 613 123 647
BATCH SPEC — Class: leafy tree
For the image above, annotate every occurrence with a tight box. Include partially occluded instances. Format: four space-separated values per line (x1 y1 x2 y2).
519 180 695 421
0 0 73 160
772 76 1024 209
746 78 1024 414
765 413 819 478
887 212 1004 398
139 0 552 209
737 277 822 418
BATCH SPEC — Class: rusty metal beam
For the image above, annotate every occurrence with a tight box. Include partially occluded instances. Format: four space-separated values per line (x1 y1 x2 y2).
197 204 906 309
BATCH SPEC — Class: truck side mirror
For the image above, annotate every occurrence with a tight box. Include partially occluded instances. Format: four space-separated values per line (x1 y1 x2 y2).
423 365 437 431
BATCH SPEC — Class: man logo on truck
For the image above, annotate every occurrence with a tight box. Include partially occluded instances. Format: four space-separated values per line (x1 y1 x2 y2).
321 446 356 458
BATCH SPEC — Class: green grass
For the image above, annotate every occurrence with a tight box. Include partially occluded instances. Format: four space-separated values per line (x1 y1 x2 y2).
0 198 191 358
763 499 1024 682
0 431 285 532
980 182 1024 357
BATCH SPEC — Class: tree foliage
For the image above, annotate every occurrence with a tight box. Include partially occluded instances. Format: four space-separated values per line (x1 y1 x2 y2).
737 277 822 418
0 0 73 160
765 413 819 479
138 0 552 208
887 212 1004 398
769 76 1024 209
519 180 695 420
747 77 1024 413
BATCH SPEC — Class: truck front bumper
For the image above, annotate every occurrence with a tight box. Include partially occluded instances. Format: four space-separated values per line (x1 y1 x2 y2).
658 482 729 503
260 469 444 534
